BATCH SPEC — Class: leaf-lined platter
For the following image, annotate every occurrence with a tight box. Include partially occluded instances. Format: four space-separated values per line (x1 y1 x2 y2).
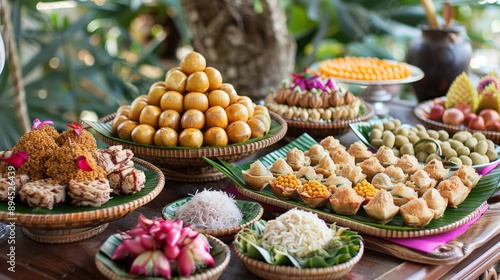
0 158 165 230
162 198 264 242
204 133 500 238
95 233 231 280
349 119 500 174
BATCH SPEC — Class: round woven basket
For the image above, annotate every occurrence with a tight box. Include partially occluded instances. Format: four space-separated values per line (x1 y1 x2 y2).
95 235 231 280
95 112 287 182
414 96 500 144
163 199 265 243
0 158 165 243
232 241 364 280
281 102 375 139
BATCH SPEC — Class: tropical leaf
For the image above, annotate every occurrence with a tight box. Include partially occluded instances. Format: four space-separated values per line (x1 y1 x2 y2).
206 133 500 232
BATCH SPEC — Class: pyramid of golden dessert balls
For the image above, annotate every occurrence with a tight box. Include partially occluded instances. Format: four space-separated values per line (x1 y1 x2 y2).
111 52 272 148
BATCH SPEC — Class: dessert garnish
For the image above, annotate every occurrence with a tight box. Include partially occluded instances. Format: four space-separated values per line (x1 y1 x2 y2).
75 155 93 171
1 151 28 168
290 67 337 92
67 121 90 136
32 118 54 130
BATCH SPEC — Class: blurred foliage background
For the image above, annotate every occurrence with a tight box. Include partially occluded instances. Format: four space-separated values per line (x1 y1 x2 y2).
0 0 499 149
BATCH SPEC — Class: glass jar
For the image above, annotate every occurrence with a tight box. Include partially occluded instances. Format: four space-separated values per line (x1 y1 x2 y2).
406 25 472 103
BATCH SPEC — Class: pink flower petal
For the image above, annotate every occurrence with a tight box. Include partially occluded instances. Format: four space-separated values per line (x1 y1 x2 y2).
75 155 93 171
1 151 28 168
32 118 54 130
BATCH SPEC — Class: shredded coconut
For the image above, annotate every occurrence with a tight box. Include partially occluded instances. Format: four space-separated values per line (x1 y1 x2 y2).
261 208 335 258
174 189 243 230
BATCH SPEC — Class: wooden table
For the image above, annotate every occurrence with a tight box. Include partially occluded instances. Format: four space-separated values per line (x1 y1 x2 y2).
1 98 499 280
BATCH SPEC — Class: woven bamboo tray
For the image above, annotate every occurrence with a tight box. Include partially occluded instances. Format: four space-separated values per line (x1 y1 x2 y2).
95 234 231 280
162 198 264 243
232 241 364 280
279 102 375 139
90 112 287 182
414 96 500 144
0 158 165 243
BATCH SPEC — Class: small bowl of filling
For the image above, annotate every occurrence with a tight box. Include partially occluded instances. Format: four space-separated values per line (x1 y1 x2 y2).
162 189 264 243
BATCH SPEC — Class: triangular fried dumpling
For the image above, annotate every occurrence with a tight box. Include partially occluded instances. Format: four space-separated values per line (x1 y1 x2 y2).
363 189 399 224
400 198 434 228
422 188 448 219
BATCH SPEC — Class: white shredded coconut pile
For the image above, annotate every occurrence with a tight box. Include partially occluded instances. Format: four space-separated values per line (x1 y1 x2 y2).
261 208 335 258
174 189 243 230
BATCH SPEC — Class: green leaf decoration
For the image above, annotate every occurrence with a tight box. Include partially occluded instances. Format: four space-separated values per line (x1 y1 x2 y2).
234 218 362 269
206 133 500 232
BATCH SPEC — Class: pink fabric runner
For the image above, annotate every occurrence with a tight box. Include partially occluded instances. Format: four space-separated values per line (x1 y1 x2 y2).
383 202 489 253
226 185 489 254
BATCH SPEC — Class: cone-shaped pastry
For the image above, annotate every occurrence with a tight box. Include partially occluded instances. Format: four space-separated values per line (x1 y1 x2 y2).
347 141 372 163
375 146 398 167
338 164 366 185
371 173 398 191
331 148 355 168
400 198 434 228
242 160 274 191
395 154 422 175
437 176 470 207
296 166 323 183
451 165 481 190
269 158 294 177
324 174 352 193
422 188 448 219
422 159 449 181
406 169 437 197
363 189 400 224
383 166 407 184
314 154 336 177
329 186 364 215
286 148 309 170
390 183 418 206
357 157 385 182
305 144 329 166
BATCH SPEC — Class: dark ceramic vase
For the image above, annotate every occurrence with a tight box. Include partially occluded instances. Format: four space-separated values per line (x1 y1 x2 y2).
406 25 472 103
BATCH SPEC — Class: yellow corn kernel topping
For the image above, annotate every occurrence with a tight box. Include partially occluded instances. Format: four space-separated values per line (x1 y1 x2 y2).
353 179 378 199
302 180 329 197
274 173 300 189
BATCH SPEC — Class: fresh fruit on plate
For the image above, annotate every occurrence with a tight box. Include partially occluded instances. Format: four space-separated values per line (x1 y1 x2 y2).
265 68 364 122
428 72 500 132
111 51 272 147
444 72 478 111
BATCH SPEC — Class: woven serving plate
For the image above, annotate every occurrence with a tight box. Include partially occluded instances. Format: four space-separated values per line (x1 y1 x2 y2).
204 133 500 239
86 112 287 182
348 118 500 175
414 96 500 144
0 158 165 243
95 234 230 280
162 198 264 243
274 102 375 139
232 241 364 280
